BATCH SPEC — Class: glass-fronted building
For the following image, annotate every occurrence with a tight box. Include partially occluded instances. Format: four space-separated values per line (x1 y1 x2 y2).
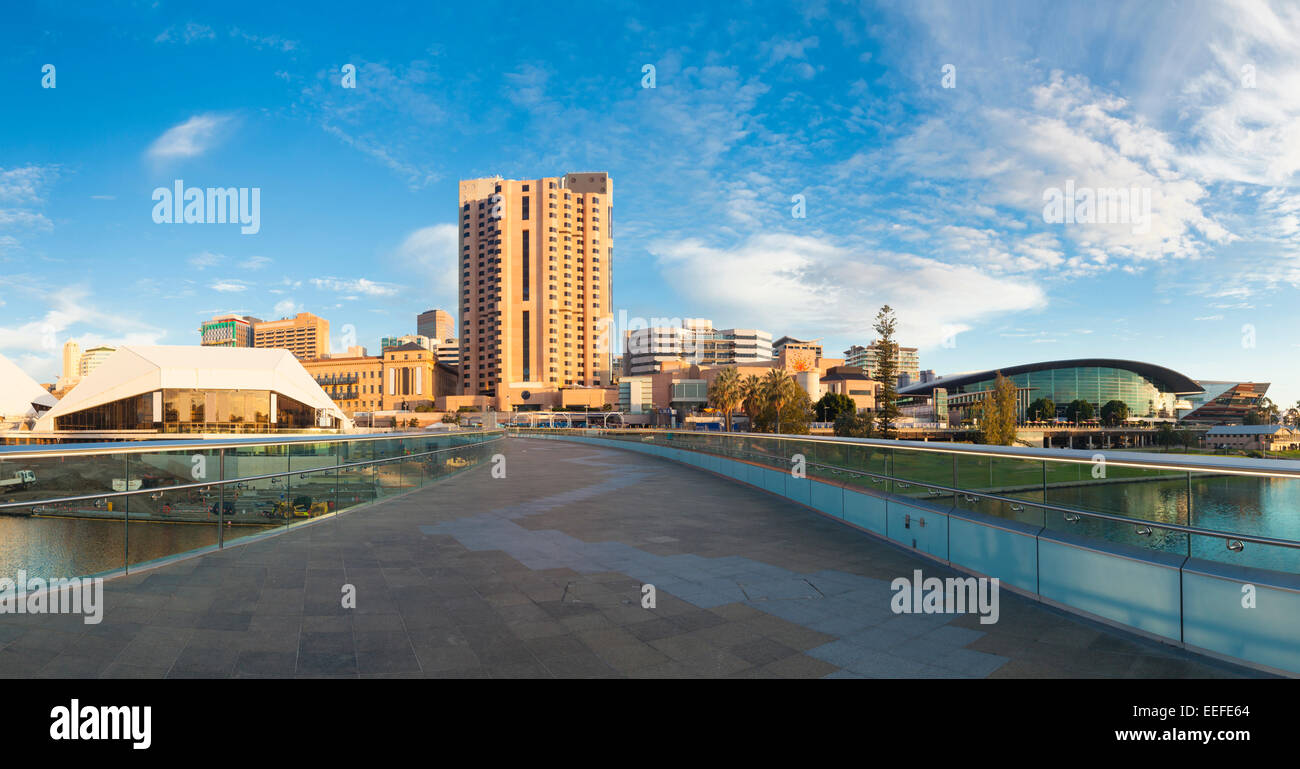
34 345 351 435
898 359 1203 421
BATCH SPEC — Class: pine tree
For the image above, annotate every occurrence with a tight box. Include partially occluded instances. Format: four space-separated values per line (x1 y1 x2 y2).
872 305 900 438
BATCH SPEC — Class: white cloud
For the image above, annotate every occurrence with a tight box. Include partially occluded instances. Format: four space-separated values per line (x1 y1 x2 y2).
310 277 399 297
0 286 166 380
394 224 459 307
146 114 233 161
651 232 1046 348
188 251 222 270
210 280 247 293
155 23 215 44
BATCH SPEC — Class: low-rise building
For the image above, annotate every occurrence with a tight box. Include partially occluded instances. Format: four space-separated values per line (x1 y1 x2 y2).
1203 425 1300 452
33 346 350 435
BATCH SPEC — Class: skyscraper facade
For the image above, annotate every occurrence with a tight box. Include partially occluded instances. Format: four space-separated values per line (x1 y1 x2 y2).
458 173 613 399
252 312 330 360
200 314 258 347
416 309 454 341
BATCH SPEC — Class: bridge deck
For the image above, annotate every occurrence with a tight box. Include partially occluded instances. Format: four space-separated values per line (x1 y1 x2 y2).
0 437 1260 678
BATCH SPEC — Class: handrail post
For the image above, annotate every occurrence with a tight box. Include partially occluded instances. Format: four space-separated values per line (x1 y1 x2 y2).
218 448 226 548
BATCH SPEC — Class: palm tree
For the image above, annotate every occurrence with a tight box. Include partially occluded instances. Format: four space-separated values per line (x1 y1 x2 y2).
708 367 743 432
739 373 764 428
762 369 799 434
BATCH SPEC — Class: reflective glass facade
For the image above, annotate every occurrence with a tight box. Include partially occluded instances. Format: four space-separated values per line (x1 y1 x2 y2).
950 366 1179 418
54 389 332 432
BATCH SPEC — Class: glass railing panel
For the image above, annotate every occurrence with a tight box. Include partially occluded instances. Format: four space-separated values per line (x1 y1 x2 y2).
1186 471 1300 573
953 454 1045 525
891 447 954 502
336 463 377 513
0 451 131 507
396 439 424 492
0 500 127 580
223 441 291 531
1043 458 1189 550
126 486 220 570
284 442 339 530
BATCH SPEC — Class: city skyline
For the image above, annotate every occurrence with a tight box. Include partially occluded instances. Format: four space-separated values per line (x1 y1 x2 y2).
2 1 1299 406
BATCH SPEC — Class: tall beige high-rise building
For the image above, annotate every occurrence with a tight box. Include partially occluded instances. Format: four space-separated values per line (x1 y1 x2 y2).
458 173 613 399
253 312 330 359
416 309 454 341
59 340 82 390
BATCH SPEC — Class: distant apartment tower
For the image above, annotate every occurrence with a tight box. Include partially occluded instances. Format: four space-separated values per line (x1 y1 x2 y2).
432 338 460 370
844 343 920 383
773 336 822 359
458 172 613 397
623 320 772 376
253 312 330 359
417 309 454 341
79 346 116 377
59 340 81 390
200 313 259 347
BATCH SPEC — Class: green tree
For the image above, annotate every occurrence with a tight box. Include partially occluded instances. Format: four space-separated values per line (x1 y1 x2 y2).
761 369 802 434
815 392 857 422
739 373 765 428
833 410 876 438
441 413 459 424
1100 399 1129 426
1026 397 1055 422
871 305 900 438
707 367 744 432
978 372 1018 446
1249 397 1280 425
1065 399 1095 424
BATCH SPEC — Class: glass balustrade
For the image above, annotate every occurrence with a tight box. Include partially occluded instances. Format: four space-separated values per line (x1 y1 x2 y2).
0 430 504 580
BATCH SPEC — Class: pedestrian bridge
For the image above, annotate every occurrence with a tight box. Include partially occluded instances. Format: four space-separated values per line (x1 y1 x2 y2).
0 428 1292 677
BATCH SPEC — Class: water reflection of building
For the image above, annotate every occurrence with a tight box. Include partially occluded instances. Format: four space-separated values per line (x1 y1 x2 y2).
33 346 350 435
1179 381 1270 425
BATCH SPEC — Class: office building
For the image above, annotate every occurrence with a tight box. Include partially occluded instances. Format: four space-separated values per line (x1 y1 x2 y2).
79 346 116 378
200 313 259 347
252 312 330 360
417 309 454 342
1179 381 1270 425
844 343 921 383
458 172 613 401
381 334 434 352
301 353 384 414
624 320 772 375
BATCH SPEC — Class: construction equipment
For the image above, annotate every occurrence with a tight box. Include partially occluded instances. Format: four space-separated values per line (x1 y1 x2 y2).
0 470 35 489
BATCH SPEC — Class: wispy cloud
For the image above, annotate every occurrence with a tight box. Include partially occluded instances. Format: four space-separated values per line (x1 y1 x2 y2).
310 277 399 297
154 22 215 44
146 113 234 161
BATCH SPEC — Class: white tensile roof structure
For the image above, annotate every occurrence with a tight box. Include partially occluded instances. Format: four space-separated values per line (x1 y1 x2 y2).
0 353 58 421
34 345 351 431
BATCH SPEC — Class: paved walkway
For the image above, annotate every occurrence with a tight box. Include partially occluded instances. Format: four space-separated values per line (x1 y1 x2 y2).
0 437 1262 678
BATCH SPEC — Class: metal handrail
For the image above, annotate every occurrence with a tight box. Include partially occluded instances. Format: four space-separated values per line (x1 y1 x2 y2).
796 459 1300 551
513 428 1300 552
0 428 504 460
510 427 1300 480
0 435 504 511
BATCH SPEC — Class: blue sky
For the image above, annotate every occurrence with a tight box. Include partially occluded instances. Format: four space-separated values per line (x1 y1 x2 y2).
2 0 1298 405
